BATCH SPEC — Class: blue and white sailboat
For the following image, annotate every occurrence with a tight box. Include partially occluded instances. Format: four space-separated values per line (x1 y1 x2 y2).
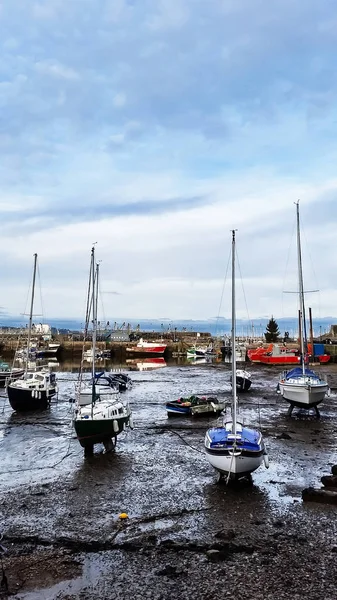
205 230 268 480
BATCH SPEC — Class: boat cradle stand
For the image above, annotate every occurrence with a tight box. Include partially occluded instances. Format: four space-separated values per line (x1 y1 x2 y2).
287 403 320 419
84 435 117 457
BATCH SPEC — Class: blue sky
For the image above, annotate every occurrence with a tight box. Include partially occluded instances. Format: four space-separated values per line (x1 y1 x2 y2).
1 0 337 321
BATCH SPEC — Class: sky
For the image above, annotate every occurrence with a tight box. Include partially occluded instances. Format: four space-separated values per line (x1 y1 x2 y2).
1 0 337 322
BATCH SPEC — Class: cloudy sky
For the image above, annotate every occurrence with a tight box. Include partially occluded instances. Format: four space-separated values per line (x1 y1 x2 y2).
1 0 337 321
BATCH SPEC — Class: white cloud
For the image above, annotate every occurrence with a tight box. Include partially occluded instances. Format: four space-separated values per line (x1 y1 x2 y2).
32 2 60 20
146 0 189 30
113 92 126 108
35 61 80 81
1 169 336 319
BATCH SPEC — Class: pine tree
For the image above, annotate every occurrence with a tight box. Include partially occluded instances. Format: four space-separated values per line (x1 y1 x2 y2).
265 317 280 342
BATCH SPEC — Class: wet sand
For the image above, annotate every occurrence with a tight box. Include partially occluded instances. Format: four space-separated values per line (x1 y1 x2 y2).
1 361 337 599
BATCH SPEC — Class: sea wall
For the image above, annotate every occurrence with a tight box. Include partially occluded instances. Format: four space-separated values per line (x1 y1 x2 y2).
0 331 213 359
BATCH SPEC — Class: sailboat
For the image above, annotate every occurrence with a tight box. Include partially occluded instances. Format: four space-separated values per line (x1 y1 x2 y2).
205 231 268 480
73 247 133 456
7 254 57 411
278 202 329 416
0 359 24 388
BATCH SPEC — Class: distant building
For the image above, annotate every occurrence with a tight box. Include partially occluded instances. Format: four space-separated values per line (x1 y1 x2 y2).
32 323 51 335
109 330 130 342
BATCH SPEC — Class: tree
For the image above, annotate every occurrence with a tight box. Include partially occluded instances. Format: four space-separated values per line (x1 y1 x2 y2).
265 317 280 342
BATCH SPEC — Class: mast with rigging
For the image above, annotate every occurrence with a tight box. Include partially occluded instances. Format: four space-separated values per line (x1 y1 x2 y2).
25 253 38 374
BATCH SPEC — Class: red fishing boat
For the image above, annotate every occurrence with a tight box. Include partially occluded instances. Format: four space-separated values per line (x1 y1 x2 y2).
247 343 330 365
126 338 167 355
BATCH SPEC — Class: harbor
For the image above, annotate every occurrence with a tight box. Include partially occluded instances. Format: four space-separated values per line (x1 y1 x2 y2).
1 358 337 599
1 2 337 597
1 327 337 361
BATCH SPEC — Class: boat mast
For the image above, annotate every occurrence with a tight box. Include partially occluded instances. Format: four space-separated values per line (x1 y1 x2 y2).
295 201 307 375
231 230 237 434
95 260 100 361
309 307 315 362
26 253 38 374
91 247 97 417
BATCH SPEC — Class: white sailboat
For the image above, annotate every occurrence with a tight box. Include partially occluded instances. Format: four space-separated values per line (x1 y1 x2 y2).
205 231 268 480
278 202 328 416
73 247 132 456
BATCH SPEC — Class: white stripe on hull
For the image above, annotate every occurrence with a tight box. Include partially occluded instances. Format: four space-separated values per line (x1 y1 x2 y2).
205 451 264 475
279 382 328 406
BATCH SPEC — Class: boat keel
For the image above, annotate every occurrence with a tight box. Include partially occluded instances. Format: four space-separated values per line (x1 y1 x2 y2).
287 402 320 419
103 437 116 453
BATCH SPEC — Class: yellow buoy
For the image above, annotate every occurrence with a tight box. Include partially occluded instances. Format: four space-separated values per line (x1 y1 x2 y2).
119 512 128 520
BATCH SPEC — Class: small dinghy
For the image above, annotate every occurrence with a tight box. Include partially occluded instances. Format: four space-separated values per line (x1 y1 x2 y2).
166 395 225 417
96 371 132 392
231 369 252 392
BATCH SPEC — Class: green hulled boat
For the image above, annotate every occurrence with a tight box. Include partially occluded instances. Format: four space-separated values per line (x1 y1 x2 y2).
73 247 133 456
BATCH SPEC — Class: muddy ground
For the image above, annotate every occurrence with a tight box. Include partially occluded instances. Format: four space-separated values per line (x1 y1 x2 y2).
1 360 337 599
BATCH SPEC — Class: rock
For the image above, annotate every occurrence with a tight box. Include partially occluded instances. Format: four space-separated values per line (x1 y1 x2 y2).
146 534 157 545
273 520 284 528
206 549 229 562
155 564 181 578
321 475 337 488
214 528 236 541
277 432 292 440
331 465 337 476
302 487 337 505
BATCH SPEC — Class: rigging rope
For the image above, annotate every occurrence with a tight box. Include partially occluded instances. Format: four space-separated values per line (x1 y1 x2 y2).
214 248 231 338
281 219 296 322
166 429 205 455
77 254 94 395
36 260 45 327
98 272 107 331
302 225 321 322
10 260 35 371
236 250 251 330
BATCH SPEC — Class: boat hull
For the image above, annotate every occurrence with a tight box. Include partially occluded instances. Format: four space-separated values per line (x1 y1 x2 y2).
126 346 166 355
279 382 328 407
205 448 265 477
259 355 300 365
0 369 25 388
74 415 130 448
166 403 191 415
235 376 251 392
166 398 225 417
7 386 56 411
